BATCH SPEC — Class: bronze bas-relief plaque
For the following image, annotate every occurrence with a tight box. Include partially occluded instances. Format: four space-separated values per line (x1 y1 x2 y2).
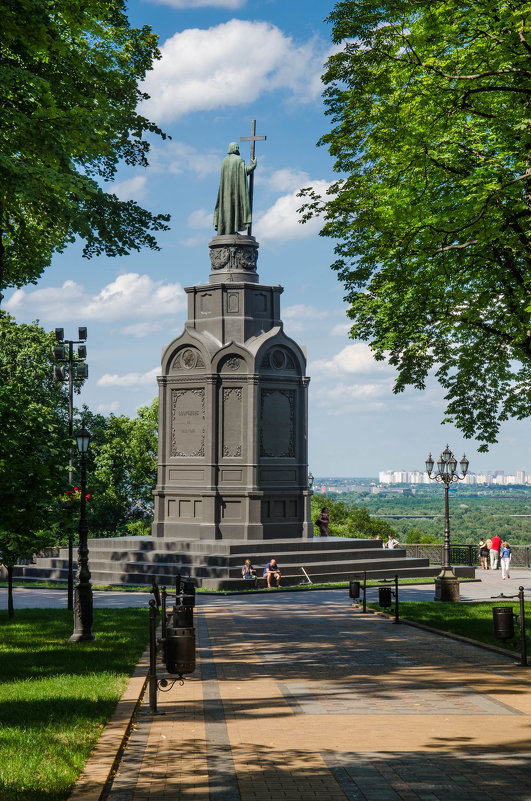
171 388 206 457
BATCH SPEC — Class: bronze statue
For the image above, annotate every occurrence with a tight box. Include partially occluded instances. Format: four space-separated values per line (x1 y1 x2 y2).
213 142 256 235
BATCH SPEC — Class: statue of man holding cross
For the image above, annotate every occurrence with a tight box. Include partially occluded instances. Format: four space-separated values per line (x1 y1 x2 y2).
213 121 266 236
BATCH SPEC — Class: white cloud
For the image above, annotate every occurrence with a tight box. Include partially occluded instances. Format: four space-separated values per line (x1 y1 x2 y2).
6 274 186 323
331 322 352 336
328 382 393 400
97 367 160 388
264 168 312 193
187 208 212 229
112 175 147 201
149 141 221 179
146 0 244 7
254 179 330 242
140 20 327 122
96 401 120 413
312 343 392 375
121 321 163 338
282 304 327 331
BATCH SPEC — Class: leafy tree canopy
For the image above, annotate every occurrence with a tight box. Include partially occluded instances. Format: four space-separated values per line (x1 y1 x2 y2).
80 399 158 537
0 0 170 297
0 312 72 612
301 0 531 450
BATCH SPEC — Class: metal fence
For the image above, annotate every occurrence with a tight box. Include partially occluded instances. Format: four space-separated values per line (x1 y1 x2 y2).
405 544 531 568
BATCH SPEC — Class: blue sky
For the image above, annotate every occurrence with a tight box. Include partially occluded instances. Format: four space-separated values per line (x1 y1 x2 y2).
5 0 530 476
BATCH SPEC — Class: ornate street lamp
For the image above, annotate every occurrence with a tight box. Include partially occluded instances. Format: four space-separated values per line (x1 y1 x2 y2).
425 445 469 602
54 327 88 610
69 422 95 642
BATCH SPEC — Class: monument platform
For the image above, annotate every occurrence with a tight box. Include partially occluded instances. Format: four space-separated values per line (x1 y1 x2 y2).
12 535 464 589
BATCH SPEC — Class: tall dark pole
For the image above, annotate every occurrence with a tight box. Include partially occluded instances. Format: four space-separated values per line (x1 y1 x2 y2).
69 446 94 642
67 340 74 610
425 445 468 602
53 328 88 609
443 481 450 570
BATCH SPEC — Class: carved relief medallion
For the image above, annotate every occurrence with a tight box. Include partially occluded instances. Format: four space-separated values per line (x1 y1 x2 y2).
171 347 205 371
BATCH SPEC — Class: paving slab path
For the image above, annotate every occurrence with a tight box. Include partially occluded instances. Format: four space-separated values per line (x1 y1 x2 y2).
99 590 531 801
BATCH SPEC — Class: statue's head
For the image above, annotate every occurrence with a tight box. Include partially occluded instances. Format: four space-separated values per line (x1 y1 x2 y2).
227 142 240 155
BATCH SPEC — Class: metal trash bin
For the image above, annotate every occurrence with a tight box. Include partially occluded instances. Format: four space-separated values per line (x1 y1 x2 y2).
173 603 194 628
378 587 392 607
492 606 514 640
349 580 361 599
164 626 196 675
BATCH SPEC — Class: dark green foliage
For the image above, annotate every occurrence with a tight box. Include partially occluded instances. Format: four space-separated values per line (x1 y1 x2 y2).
337 488 531 544
0 0 170 296
311 494 395 538
300 1 531 449
0 608 148 801
79 399 158 538
0 313 72 615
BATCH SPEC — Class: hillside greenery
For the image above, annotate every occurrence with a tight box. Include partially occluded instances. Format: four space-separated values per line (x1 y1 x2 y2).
328 488 531 546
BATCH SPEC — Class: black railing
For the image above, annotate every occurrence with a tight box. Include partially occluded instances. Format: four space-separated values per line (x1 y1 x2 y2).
405 544 531 568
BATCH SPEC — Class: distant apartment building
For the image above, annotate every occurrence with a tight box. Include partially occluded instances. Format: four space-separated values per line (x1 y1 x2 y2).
379 468 530 486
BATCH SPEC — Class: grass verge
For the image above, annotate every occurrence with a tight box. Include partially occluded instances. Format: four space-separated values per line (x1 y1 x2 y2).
368 600 531 652
0 608 148 801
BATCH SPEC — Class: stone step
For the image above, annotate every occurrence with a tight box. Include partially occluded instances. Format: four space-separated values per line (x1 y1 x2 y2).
16 550 423 577
69 536 384 555
34 545 408 570
15 555 432 585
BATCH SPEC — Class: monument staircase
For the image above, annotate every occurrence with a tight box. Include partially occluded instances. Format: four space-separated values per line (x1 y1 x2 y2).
12 535 470 590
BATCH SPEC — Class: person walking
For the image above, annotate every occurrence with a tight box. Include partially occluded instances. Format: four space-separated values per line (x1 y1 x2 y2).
490 534 502 570
500 541 512 580
479 539 489 570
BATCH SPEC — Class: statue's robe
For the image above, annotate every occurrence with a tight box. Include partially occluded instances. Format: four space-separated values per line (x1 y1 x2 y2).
214 153 252 235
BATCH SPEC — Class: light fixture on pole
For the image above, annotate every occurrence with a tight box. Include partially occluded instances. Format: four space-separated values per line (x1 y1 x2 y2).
69 422 95 642
425 445 469 602
53 327 88 611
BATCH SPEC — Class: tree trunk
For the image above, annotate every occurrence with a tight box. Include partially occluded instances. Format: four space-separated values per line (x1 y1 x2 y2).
7 565 14 619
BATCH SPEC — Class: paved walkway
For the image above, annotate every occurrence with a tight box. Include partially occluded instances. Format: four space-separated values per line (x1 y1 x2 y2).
100 590 531 801
2 568 530 610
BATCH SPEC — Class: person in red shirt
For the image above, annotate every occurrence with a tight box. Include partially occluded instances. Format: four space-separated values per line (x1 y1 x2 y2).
490 534 502 570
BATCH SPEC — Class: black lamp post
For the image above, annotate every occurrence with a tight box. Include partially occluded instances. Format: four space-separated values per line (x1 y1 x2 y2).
69 422 95 642
425 445 469 602
53 327 88 610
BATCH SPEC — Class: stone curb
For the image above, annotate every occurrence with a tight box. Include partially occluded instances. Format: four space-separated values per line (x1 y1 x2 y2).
66 641 151 801
354 602 525 662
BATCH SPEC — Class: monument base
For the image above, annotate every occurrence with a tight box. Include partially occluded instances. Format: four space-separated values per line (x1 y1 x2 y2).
434 567 460 602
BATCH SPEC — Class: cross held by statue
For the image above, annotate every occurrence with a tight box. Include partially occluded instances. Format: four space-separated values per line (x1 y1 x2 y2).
240 119 266 236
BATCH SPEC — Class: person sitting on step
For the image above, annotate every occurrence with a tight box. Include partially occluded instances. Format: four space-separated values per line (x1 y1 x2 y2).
263 558 281 588
242 559 256 580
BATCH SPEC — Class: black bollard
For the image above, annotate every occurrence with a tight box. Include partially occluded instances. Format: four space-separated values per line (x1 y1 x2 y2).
518 586 528 667
148 599 158 714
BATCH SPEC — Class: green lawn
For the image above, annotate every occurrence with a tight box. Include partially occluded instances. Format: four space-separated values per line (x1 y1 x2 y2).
369 600 531 652
0 608 148 801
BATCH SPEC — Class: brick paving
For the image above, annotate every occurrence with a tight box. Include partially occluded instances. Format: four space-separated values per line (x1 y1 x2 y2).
101 594 531 801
